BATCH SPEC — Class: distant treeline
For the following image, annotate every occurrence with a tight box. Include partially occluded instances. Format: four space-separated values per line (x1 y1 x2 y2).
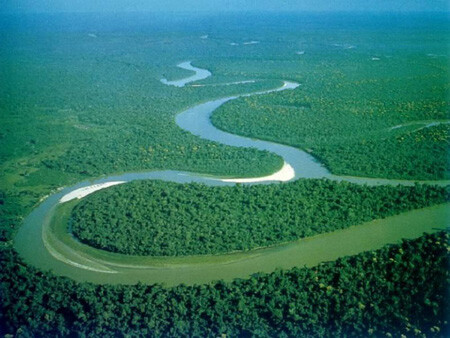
70 179 448 256
1 232 448 336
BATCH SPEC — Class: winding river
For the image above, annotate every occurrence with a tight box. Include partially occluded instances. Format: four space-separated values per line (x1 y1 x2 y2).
14 62 450 286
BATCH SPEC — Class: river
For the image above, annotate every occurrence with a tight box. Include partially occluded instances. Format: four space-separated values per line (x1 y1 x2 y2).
14 61 450 286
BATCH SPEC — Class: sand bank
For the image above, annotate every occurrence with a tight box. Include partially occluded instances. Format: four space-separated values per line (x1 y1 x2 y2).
59 181 126 203
222 162 294 183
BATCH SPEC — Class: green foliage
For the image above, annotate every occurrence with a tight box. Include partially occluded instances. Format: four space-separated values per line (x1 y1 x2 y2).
1 232 448 336
0 30 283 214
1 13 449 336
70 179 448 256
212 50 449 180
0 26 286 246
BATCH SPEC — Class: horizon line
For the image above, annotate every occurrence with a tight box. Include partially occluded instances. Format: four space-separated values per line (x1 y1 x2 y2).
1 9 449 15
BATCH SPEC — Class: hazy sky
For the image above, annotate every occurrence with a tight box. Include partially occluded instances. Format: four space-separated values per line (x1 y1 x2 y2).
2 0 448 13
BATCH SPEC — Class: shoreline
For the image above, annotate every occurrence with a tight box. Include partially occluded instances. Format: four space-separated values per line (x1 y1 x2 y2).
222 162 294 183
59 181 126 203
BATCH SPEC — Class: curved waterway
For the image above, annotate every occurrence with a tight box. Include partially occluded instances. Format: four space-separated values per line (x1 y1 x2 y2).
389 120 450 132
160 61 212 87
15 62 450 286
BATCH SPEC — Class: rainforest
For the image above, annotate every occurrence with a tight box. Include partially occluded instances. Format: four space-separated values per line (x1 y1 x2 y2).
1 11 449 336
69 180 447 256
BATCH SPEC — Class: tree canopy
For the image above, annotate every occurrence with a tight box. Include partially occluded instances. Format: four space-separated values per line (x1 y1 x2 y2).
70 179 448 256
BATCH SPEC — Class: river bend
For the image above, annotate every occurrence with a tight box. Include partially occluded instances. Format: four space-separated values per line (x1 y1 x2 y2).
14 61 450 286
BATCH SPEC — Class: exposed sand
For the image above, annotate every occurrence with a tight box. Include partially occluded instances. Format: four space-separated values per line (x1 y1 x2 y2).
59 181 126 203
221 162 295 183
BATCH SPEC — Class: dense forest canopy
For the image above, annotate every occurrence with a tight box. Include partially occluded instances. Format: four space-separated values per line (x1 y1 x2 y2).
70 179 448 256
211 57 449 180
1 232 448 336
1 12 449 335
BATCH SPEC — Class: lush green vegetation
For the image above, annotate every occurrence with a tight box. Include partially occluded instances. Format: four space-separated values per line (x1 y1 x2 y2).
211 33 450 180
0 24 285 238
213 98 449 180
2 13 448 246
1 35 283 180
0 18 294 246
1 232 448 336
1 12 449 335
70 179 448 256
